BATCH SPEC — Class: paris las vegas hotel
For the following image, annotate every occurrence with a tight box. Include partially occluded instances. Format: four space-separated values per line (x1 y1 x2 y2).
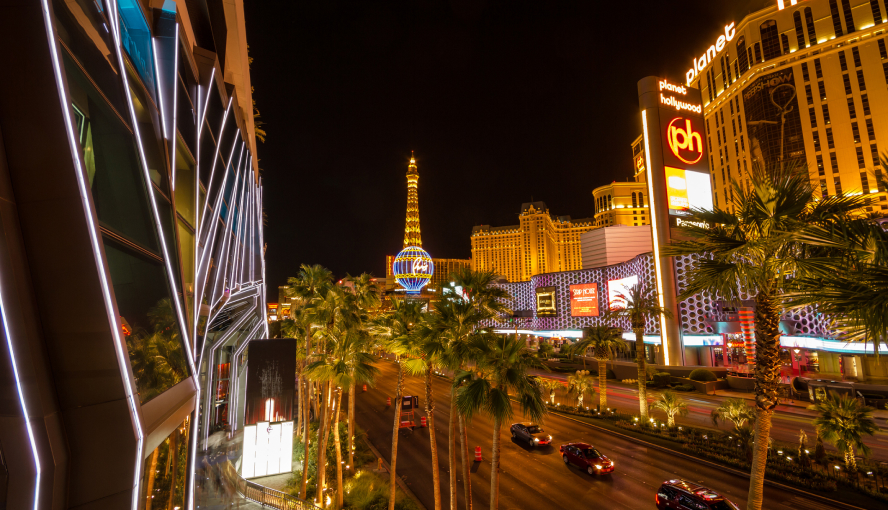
696 0 888 210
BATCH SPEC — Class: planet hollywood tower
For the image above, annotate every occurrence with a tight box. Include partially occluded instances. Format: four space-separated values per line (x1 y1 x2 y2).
393 153 434 295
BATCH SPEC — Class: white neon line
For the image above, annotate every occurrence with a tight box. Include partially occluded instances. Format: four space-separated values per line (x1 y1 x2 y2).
170 24 180 189
151 38 168 139
258 183 268 339
228 167 249 287
209 167 243 313
198 68 215 140
641 109 670 366
192 85 202 357
0 246 42 510
240 182 251 284
197 139 241 276
198 99 233 236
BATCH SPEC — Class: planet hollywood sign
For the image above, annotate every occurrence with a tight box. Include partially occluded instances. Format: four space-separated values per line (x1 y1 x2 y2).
685 22 736 85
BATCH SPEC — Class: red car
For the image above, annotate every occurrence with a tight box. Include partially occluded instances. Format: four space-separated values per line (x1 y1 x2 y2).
559 442 614 475
656 479 740 510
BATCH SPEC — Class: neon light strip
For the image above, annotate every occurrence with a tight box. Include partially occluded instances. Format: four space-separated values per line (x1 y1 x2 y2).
198 139 241 279
192 85 202 355
642 109 670 365
198 68 214 140
170 24 179 189
198 99 233 238
0 242 42 510
151 38 168 139
51 2 145 508
209 168 241 314
258 183 269 339
229 165 250 287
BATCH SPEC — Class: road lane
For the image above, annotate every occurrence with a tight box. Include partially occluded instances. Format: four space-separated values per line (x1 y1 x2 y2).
352 361 846 510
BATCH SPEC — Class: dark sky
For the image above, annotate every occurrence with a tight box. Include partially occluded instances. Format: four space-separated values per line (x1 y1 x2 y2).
244 0 766 295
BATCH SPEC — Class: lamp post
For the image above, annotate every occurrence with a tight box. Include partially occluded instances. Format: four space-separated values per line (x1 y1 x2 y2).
793 348 802 379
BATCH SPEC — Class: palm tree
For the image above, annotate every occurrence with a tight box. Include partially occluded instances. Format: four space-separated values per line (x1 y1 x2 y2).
454 333 546 510
608 284 672 421
651 390 688 427
710 398 756 431
539 378 562 405
566 370 596 409
369 299 425 510
286 264 333 501
809 394 878 472
663 161 861 510
572 326 626 410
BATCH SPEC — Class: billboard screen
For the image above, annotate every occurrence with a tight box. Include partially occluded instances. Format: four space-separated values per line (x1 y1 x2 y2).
743 68 804 167
535 286 558 317
608 275 639 310
246 338 296 425
570 283 599 317
665 167 714 216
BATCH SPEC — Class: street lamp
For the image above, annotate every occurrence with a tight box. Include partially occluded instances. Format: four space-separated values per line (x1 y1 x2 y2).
793 348 802 379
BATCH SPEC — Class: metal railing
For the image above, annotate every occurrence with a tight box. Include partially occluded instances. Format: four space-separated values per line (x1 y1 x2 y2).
222 461 320 510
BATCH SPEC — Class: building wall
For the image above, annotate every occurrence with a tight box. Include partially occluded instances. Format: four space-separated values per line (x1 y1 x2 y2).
693 0 888 213
471 202 594 282
581 225 652 268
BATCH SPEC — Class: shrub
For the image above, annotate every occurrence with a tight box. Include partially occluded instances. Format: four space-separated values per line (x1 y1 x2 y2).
688 368 717 382
673 384 696 392
653 372 671 387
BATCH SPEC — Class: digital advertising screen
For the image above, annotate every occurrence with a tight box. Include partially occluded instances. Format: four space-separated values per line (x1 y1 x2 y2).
570 283 599 317
535 286 558 317
665 167 714 216
743 68 804 167
607 275 639 310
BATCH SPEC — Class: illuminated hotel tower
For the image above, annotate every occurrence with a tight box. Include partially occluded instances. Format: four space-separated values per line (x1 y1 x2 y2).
404 152 422 247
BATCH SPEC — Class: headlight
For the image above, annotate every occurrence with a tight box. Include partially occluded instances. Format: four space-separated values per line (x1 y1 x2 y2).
610 461 614 467
595 464 602 470
547 436 552 441
534 438 539 442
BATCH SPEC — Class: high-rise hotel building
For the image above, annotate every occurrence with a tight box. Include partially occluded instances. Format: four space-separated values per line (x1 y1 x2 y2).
471 202 594 282
692 0 888 213
591 136 652 228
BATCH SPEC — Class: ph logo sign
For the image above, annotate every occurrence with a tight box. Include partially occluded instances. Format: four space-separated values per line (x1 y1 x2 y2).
666 117 704 165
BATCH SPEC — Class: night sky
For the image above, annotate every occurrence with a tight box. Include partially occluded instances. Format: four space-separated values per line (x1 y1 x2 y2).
244 0 765 295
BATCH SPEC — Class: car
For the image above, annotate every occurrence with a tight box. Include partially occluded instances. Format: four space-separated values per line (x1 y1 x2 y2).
655 479 740 510
558 442 614 475
509 422 551 447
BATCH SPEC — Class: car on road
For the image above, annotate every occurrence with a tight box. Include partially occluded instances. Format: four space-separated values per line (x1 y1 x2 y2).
655 479 739 510
559 442 614 475
509 422 551 447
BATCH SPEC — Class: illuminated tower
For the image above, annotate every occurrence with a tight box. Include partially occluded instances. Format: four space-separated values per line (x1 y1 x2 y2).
404 152 422 247
393 152 434 294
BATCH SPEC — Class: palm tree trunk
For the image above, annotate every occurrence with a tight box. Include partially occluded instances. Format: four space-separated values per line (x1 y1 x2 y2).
348 381 356 472
145 447 159 510
634 327 648 420
297 373 304 438
746 286 782 510
490 415 502 510
845 446 857 472
598 359 607 410
459 412 472 510
421 365 440 510
167 429 178 510
389 361 404 510
746 408 772 510
448 388 457 510
300 378 310 499
333 388 344 509
317 382 331 508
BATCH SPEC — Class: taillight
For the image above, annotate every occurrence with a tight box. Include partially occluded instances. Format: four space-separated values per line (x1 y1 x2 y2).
655 494 659 505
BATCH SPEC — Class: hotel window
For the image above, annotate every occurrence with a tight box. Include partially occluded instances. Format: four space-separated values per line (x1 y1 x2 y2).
823 103 831 124
639 193 644 207
883 61 888 82
830 0 844 37
862 93 871 115
826 127 835 149
843 74 853 94
804 7 818 45
840 51 848 71
872 143 881 164
736 36 749 72
754 42 762 63
820 179 829 197
842 0 856 33
880 39 888 59
857 70 866 91
740 135 745 151
721 110 725 124
802 62 810 81
853 122 861 143
852 47 862 68
815 59 823 79
870 119 878 140
720 57 729 89
835 176 843 195
805 84 813 103
813 130 821 150
818 80 826 100
794 11 807 48
632 193 638 208
858 146 866 167
735 140 739 156
727 56 733 83
873 0 884 25
848 96 857 118
861 172 871 191
761 20 781 61
878 168 887 191
781 34 790 55
732 119 736 136
718 130 722 145
817 154 825 174
730 100 734 116
830 151 839 171
734 60 740 78
706 69 715 102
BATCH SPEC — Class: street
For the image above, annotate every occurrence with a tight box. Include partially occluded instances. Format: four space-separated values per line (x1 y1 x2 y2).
353 360 849 510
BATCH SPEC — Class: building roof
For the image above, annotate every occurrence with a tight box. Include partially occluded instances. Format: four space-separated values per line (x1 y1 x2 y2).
521 201 548 213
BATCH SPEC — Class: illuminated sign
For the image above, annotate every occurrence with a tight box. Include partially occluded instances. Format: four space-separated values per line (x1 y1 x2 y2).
635 154 645 171
665 167 713 216
667 118 704 165
685 23 736 85
535 286 558 317
607 275 638 310
658 80 703 114
777 0 808 10
570 283 599 317
241 420 294 478
393 246 434 293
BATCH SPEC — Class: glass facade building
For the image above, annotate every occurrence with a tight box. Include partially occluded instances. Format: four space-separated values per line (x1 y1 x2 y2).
0 0 266 508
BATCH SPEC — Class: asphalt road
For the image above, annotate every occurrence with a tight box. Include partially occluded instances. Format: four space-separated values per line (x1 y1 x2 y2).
533 365 888 463
352 360 846 510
